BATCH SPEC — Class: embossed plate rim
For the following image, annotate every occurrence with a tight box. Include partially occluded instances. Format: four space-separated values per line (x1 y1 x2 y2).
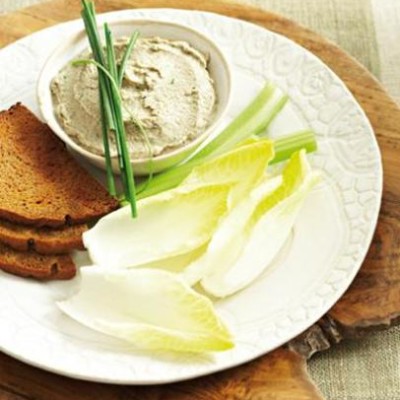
0 8 382 384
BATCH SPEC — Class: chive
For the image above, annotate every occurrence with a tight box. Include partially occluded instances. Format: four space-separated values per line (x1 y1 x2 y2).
116 29 152 188
81 3 115 132
104 25 137 215
73 58 128 182
80 7 115 194
77 56 137 213
118 31 139 87
99 87 117 195
104 25 129 200
104 24 119 80
79 0 137 217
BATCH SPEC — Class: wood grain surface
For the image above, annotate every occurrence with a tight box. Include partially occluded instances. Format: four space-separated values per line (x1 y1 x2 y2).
0 1 399 399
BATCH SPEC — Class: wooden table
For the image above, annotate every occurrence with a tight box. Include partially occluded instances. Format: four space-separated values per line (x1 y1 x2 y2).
1 1 400 399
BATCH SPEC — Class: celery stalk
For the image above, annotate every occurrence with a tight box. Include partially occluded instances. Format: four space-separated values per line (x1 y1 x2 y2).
271 130 317 164
136 131 317 200
135 83 317 200
192 82 288 161
136 161 196 199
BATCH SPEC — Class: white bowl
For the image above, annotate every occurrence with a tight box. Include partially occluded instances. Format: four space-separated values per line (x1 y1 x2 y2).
37 19 232 175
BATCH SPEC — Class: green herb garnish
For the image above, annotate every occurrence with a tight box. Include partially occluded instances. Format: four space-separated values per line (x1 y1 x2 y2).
79 0 138 217
118 31 139 87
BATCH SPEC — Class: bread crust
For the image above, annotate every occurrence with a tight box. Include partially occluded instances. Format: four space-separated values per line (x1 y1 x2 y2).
0 219 86 254
0 243 76 280
0 103 119 227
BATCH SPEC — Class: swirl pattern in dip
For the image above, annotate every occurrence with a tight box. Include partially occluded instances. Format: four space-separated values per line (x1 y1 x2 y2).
51 37 217 159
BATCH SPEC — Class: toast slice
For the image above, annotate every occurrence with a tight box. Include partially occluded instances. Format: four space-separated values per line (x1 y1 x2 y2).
0 103 119 227
0 219 86 254
0 243 76 280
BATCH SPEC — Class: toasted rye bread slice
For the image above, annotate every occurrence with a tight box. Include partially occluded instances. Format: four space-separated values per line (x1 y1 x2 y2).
0 243 76 280
0 103 119 227
0 219 86 254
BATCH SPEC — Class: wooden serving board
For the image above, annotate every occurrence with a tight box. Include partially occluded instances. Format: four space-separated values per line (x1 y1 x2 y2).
1 1 399 399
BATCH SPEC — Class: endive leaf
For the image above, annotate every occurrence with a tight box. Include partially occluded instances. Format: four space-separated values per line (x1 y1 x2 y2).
182 139 275 207
134 244 208 274
134 140 276 274
83 185 230 269
184 150 319 297
183 176 282 286
57 267 233 352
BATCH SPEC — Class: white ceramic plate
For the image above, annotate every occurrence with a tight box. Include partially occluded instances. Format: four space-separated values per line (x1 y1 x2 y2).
0 9 382 384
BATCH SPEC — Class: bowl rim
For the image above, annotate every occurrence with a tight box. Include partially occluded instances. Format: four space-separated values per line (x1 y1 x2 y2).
37 17 232 166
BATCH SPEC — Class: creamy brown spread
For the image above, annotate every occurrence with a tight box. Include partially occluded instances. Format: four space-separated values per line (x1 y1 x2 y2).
51 37 217 159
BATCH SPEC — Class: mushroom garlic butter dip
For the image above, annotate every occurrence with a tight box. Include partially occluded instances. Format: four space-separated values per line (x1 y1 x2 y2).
51 37 217 159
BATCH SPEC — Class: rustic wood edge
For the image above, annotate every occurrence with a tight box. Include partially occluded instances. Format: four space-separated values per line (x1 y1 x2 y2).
0 348 325 400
